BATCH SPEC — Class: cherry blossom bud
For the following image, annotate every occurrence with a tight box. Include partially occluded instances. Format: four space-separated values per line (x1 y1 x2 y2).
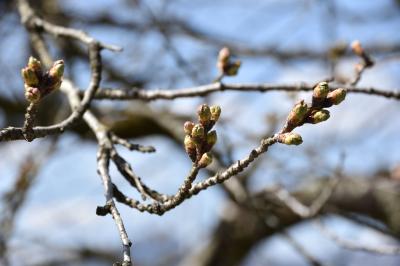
198 152 213 168
21 67 39 87
287 100 308 126
184 135 197 162
197 104 211 125
308 109 330 124
210 105 221 122
191 124 205 139
327 88 346 105
278 132 303 146
206 130 217 150
24 86 41 103
184 121 195 135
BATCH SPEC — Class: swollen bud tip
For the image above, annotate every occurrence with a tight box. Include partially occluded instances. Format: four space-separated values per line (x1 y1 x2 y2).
184 121 195 135
206 130 217 149
288 100 308 126
313 82 329 99
309 109 330 124
278 132 303 146
197 104 211 124
191 124 205 139
198 152 213 168
210 105 221 122
327 88 346 105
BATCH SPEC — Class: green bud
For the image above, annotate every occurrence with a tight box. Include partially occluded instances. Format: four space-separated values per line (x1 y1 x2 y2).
184 121 195 135
225 60 241 76
28 56 42 72
24 86 41 103
309 109 330 124
313 82 329 99
210 105 221 122
197 104 211 124
184 135 197 162
48 60 64 80
191 124 205 139
287 100 308 126
198 152 213 168
21 67 39 87
206 130 217 149
327 88 346 105
278 132 303 146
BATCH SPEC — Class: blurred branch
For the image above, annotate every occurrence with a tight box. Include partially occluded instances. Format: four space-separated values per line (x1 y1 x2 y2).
0 139 57 265
315 218 400 255
282 231 324 266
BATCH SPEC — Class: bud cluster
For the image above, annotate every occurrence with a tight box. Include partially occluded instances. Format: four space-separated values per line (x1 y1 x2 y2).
21 57 64 103
217 47 241 76
184 104 221 168
282 82 347 144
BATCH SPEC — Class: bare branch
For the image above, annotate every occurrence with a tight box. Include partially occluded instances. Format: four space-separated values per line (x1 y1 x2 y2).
90 83 400 101
315 218 400 255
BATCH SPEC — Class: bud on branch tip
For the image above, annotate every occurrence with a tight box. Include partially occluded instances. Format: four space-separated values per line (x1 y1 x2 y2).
21 57 64 103
184 104 221 167
278 133 303 146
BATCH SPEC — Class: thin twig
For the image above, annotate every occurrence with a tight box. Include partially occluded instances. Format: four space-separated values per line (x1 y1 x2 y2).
89 82 400 101
315 218 400 255
282 231 324 266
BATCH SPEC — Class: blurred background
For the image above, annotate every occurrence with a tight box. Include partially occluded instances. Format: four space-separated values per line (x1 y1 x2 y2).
0 0 400 265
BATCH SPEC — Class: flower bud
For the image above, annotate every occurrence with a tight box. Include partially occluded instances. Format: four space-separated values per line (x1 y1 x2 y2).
225 60 241 76
28 56 42 73
210 105 221 122
351 40 363 57
48 60 64 80
21 67 39 87
184 135 197 162
24 87 41 103
197 104 211 124
184 121 195 135
206 130 217 150
327 88 346 105
278 132 303 146
308 109 330 124
287 100 308 126
218 47 230 64
198 152 213 168
313 82 329 99
191 124 205 139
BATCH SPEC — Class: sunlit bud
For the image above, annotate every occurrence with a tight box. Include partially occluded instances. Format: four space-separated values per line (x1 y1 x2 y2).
327 88 346 105
184 135 197 162
198 152 213 168
309 109 330 124
351 40 364 57
197 104 211 124
28 56 42 72
225 60 241 76
206 130 217 149
184 121 195 135
210 105 221 122
313 82 329 99
191 124 205 139
21 67 39 87
287 100 308 126
24 87 41 103
218 47 230 64
278 132 303 146
48 60 64 80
